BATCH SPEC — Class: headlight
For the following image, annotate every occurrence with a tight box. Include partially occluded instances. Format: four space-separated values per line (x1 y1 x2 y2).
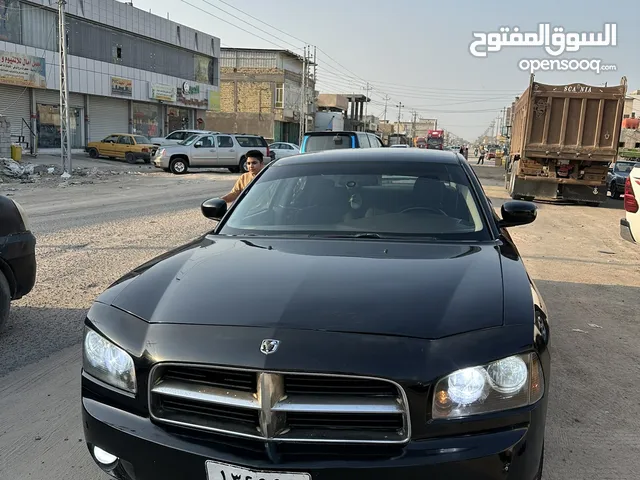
12 199 31 231
157 148 165 156
83 327 137 393
432 352 544 419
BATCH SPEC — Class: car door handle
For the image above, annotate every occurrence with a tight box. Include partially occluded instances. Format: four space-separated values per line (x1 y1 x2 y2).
229 149 235 152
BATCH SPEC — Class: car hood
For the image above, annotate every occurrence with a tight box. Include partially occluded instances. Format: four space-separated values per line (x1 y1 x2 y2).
101 237 506 340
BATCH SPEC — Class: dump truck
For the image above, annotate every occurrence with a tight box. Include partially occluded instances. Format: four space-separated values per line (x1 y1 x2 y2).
505 74 627 206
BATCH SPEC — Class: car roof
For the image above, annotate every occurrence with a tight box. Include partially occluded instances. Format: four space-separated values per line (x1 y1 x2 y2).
272 147 463 166
304 131 376 136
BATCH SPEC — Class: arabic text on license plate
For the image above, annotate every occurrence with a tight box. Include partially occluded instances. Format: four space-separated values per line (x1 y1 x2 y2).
205 460 311 480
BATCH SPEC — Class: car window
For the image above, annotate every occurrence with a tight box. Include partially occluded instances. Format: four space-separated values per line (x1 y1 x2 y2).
198 136 215 147
303 133 354 152
217 136 234 148
369 135 383 147
103 135 119 143
614 162 636 173
167 131 185 140
118 136 132 145
220 160 489 241
357 133 371 148
236 136 267 148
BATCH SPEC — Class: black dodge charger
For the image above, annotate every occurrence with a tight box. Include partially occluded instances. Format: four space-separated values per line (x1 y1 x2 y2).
81 148 550 480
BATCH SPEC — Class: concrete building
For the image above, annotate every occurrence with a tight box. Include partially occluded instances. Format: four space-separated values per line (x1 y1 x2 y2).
624 90 640 119
0 0 220 153
210 48 316 143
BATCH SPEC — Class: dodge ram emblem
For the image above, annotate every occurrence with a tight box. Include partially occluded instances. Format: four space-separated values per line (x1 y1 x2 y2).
260 339 280 355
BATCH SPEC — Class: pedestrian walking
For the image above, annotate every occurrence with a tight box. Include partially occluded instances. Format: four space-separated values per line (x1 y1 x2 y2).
463 146 469 160
477 147 485 165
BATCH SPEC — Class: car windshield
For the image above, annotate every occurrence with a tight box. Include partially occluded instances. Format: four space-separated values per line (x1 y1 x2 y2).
219 160 489 241
134 135 151 144
180 134 200 146
304 134 354 152
614 162 637 173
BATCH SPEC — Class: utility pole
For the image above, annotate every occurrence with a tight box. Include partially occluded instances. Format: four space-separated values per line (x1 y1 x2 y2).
411 110 417 138
396 102 404 134
362 82 371 132
58 0 71 177
298 45 307 145
382 95 390 122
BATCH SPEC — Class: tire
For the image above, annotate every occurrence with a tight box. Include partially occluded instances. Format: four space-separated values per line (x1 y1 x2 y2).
0 272 11 334
125 153 136 164
610 182 620 199
88 148 99 159
239 156 248 172
143 157 151 164
169 157 188 175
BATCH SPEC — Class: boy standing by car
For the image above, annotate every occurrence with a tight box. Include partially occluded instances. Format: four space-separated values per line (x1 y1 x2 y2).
221 150 265 204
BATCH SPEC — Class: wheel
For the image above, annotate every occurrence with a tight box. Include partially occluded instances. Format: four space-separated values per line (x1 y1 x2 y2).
0 272 11 334
239 156 248 172
88 148 99 159
143 158 151 164
610 182 620 199
125 153 136 164
169 157 188 175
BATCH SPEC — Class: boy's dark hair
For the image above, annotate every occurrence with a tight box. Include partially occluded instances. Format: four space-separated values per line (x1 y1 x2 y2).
246 150 264 163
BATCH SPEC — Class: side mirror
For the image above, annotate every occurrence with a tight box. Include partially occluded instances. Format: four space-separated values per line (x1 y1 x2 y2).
498 200 537 228
333 135 344 145
201 198 227 220
194 141 203 148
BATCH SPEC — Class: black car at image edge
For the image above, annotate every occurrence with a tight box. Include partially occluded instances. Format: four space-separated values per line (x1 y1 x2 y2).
81 148 550 480
0 194 37 332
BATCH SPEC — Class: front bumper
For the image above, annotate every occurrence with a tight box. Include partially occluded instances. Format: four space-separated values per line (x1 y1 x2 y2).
82 393 545 480
152 155 169 169
620 218 636 243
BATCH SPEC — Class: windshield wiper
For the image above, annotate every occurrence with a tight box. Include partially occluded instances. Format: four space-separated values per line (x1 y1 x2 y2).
310 233 382 238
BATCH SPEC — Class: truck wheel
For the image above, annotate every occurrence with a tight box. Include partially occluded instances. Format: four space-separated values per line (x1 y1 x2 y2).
88 148 99 159
0 272 11 334
169 157 188 175
125 153 136 164
239 156 248 172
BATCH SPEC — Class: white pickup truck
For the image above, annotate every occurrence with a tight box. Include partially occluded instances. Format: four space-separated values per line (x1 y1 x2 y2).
621 163 640 244
149 129 218 146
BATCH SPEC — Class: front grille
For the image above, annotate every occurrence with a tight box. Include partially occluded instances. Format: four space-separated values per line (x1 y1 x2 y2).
149 364 410 444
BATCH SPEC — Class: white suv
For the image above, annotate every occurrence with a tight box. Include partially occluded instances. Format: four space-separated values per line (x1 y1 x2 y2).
621 163 640 244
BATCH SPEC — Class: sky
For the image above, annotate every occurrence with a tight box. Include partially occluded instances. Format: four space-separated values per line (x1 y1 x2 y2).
127 0 635 142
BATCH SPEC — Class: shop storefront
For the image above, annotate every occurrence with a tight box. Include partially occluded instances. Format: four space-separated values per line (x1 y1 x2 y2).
35 89 85 149
0 84 31 139
132 102 161 138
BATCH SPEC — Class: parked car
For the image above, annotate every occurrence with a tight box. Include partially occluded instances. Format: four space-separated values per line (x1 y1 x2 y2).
608 160 640 199
269 141 300 159
81 148 549 480
620 163 640 243
152 133 271 174
148 129 218 146
390 144 409 148
300 131 385 153
0 195 36 333
85 134 157 164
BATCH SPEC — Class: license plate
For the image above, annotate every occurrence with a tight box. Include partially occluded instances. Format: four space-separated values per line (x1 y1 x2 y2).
205 460 311 480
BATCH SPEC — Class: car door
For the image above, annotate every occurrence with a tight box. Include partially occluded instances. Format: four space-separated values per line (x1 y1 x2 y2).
190 135 217 166
216 135 237 166
99 135 119 156
270 143 283 159
116 135 134 159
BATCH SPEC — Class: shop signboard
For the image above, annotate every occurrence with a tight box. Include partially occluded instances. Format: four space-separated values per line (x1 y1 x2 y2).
150 83 176 102
0 51 46 88
111 76 132 96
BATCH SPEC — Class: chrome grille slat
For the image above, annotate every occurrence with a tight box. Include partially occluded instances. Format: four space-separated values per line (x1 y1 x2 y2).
149 364 410 444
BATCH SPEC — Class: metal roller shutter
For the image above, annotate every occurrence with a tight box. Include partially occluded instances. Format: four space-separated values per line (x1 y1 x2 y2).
0 85 31 136
34 89 84 107
88 96 129 142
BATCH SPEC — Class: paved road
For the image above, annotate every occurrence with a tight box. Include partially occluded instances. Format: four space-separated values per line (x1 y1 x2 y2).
1 167 639 480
